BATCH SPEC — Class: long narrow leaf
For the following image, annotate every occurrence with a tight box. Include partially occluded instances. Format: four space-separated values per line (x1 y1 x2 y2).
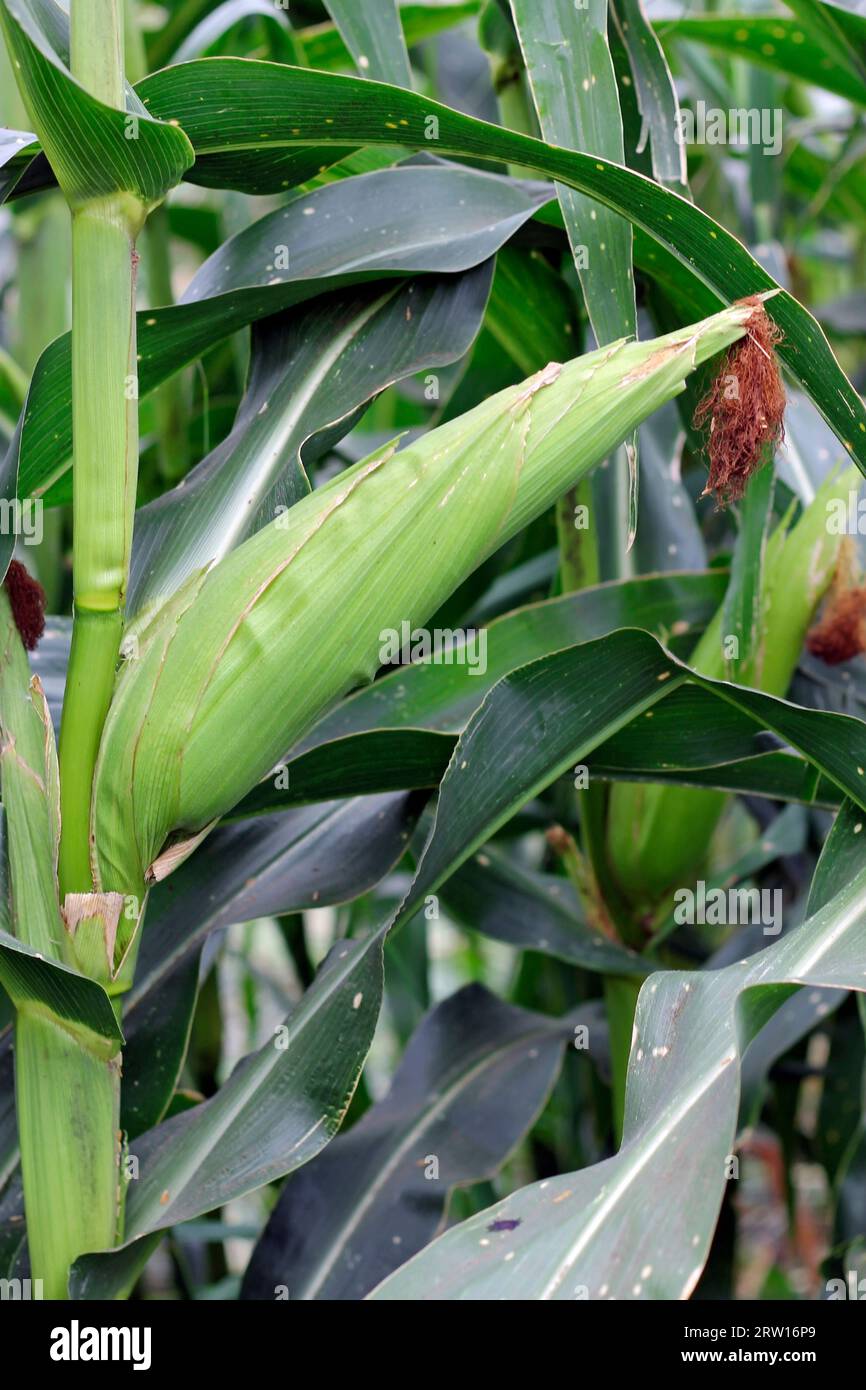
132 58 866 476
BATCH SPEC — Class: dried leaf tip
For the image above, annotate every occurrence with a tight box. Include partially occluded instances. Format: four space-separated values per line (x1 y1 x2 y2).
694 295 786 505
545 824 573 856
4 560 46 651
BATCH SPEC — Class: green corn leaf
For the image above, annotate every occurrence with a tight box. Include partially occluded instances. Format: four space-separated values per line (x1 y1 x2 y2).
510 0 638 551
782 0 866 92
237 732 840 813
128 59 866 473
300 3 481 72
373 630 866 953
323 0 412 85
240 986 599 1300
0 126 39 203
6 164 545 523
485 242 578 376
612 0 687 188
0 930 121 1057
595 754 838 807
440 843 645 976
370 854 866 1299
121 792 420 1135
661 15 866 105
511 0 635 348
591 686 840 792
0 0 192 211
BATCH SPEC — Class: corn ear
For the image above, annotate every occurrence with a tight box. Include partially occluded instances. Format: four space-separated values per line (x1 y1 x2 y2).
606 465 859 909
90 305 759 937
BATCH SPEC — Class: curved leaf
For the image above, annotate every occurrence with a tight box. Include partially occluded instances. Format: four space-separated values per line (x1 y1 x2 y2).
122 792 421 1135
241 985 596 1300
371 860 866 1299
441 843 644 975
510 0 637 546
0 930 121 1056
782 0 866 91
11 165 546 507
134 58 866 473
0 0 192 208
0 126 39 203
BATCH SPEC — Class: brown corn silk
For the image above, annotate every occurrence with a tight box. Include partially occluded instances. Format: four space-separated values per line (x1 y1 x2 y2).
694 296 786 503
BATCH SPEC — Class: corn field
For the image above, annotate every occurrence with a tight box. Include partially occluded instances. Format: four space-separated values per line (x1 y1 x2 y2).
0 0 866 1328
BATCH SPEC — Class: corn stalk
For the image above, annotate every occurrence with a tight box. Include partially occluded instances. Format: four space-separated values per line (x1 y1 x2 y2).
57 0 138 901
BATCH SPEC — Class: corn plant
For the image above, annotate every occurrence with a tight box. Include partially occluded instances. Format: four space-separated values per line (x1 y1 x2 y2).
0 0 866 1305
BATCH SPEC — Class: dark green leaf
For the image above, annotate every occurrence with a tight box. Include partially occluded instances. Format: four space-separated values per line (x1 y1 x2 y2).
241 985 596 1299
132 58 866 473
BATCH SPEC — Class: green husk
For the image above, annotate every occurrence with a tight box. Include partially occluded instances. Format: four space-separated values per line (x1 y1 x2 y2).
90 304 759 956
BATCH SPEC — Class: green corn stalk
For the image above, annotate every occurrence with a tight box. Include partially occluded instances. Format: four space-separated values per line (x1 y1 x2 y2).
89 304 758 978
606 465 860 915
1 0 191 969
3 0 155 985
27 0 146 904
